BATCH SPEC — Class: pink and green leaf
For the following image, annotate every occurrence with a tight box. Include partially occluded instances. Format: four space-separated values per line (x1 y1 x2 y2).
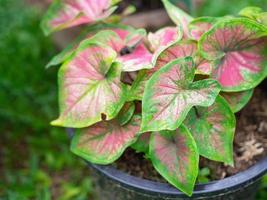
51 42 127 128
125 29 147 48
162 0 193 37
117 102 135 126
155 40 197 70
41 0 117 35
141 57 221 132
155 40 212 75
46 26 152 72
184 96 236 165
189 17 218 41
148 27 182 53
91 28 152 72
149 125 199 196
84 28 152 72
45 23 134 69
131 132 151 154
71 115 141 164
199 18 267 91
221 89 253 113
118 44 153 72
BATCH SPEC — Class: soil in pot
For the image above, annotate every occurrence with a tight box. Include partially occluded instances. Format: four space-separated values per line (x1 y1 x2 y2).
113 87 267 183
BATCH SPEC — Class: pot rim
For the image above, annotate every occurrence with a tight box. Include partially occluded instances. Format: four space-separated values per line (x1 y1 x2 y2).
89 156 267 197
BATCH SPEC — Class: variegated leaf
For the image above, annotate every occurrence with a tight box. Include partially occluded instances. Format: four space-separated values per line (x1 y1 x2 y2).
189 17 218 40
128 41 212 102
141 57 221 132
41 0 118 35
45 23 134 69
184 96 236 165
51 42 127 128
91 29 152 72
221 89 253 113
162 0 193 37
149 125 199 196
148 27 182 53
199 18 267 91
71 115 141 164
156 40 212 75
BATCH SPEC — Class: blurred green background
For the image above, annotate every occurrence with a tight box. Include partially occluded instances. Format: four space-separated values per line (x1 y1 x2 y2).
0 0 266 199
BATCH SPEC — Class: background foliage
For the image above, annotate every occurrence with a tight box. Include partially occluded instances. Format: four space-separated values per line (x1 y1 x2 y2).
0 0 266 199
0 0 93 199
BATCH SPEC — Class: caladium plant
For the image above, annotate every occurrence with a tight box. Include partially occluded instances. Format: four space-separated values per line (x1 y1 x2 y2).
43 0 267 196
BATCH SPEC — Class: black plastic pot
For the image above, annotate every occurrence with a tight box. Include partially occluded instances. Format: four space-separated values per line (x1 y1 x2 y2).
67 81 267 200
89 157 267 200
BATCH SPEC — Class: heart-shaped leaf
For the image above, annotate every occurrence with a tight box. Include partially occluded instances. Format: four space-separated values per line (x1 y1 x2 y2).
199 18 267 91
221 89 253 113
127 41 213 102
51 41 127 128
41 0 117 35
162 0 193 37
189 17 218 41
131 132 151 154
71 115 141 164
149 125 199 196
184 96 235 165
141 57 221 132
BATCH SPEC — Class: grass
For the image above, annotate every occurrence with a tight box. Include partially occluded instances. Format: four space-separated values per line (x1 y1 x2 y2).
0 0 93 199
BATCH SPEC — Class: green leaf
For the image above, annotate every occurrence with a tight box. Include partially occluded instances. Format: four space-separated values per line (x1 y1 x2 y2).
239 7 267 26
131 132 151 154
149 125 199 196
184 96 235 165
221 89 253 113
71 115 141 164
239 7 263 20
127 70 148 101
117 102 135 126
141 57 221 132
162 0 193 36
